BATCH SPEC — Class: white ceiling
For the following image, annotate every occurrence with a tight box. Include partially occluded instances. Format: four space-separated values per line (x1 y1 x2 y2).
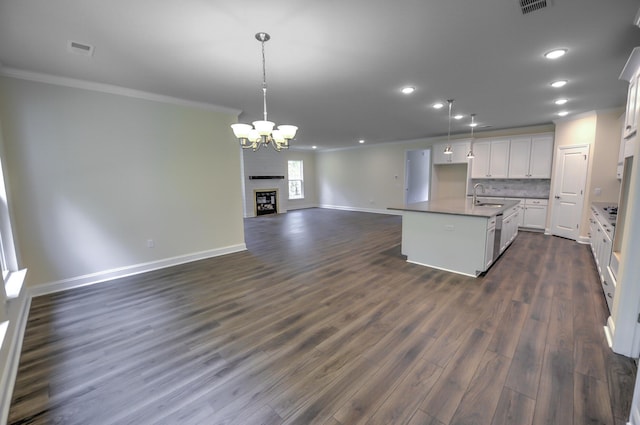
1 0 639 150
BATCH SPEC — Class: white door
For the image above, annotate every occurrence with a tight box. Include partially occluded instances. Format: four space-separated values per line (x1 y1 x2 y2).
405 149 431 204
550 145 589 240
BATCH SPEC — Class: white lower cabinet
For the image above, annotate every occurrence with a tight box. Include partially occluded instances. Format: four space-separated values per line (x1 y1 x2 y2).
589 206 615 312
522 199 548 230
500 205 519 253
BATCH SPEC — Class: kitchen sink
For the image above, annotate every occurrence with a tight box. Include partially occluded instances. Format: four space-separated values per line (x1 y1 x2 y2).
475 203 504 208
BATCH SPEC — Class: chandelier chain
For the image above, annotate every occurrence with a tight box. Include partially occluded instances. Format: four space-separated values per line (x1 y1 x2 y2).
447 99 453 142
261 37 268 122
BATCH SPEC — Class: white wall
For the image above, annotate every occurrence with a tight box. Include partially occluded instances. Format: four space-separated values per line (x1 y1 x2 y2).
317 142 408 213
0 76 246 289
317 125 554 213
551 110 623 239
287 150 318 211
592 109 624 203
241 148 318 217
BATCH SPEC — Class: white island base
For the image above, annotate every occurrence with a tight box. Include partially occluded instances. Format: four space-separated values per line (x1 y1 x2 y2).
390 199 520 277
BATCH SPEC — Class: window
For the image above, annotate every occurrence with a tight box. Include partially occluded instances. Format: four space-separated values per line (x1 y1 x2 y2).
288 160 304 200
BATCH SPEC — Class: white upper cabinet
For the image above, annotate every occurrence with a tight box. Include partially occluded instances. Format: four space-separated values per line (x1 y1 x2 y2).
620 47 640 158
433 141 471 164
624 73 638 140
471 139 510 178
508 135 553 178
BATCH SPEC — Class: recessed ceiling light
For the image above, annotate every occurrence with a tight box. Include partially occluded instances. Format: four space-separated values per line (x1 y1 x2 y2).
312 145 317 149
544 49 568 59
359 139 365 144
551 80 568 88
555 98 568 105
469 122 479 127
557 111 569 117
454 114 464 120
433 102 444 109
401 86 415 94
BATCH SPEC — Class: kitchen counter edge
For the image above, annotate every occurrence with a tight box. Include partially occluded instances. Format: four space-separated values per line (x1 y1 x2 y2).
388 199 520 218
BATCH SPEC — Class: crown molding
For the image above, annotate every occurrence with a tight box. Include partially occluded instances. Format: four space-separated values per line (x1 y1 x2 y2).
0 66 242 116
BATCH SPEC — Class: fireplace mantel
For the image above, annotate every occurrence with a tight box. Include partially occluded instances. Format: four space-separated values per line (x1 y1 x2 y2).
249 176 285 180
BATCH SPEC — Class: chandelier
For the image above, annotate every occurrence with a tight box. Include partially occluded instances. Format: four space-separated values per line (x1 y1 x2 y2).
230 32 298 151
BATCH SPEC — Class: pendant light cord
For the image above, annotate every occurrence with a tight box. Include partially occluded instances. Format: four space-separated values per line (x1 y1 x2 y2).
447 99 454 143
261 38 268 122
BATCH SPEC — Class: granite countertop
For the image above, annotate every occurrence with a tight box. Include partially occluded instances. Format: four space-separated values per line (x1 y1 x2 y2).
591 202 618 229
388 198 520 218
466 194 550 200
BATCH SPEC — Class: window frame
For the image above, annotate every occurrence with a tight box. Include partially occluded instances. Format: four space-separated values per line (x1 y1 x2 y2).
287 160 305 200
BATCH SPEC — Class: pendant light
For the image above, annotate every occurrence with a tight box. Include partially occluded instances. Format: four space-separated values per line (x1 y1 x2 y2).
230 32 298 151
444 99 454 155
467 114 477 159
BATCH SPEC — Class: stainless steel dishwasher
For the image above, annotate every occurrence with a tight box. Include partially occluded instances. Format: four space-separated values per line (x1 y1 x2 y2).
493 213 504 262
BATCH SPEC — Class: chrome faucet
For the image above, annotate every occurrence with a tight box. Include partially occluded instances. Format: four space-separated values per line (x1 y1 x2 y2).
472 183 485 205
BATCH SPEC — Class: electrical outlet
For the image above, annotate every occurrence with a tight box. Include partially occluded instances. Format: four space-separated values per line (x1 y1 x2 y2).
594 187 602 196
147 239 155 248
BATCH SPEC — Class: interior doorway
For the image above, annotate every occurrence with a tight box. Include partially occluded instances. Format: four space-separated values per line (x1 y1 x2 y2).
550 144 589 240
405 149 431 204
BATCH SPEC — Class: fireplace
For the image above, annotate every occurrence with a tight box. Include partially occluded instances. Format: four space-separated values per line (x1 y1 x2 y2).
254 189 278 216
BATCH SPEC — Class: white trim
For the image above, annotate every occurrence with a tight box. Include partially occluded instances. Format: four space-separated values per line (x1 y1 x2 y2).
30 244 246 297
0 293 31 425
0 67 241 116
406 259 478 278
605 317 616 348
577 235 591 244
318 204 402 215
287 203 320 211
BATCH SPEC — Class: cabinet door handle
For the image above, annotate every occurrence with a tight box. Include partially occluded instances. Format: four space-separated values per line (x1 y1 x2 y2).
604 280 608 286
554 195 560 199
607 292 613 298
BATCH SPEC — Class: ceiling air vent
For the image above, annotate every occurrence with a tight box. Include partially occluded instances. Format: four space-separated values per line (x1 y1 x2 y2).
519 0 550 15
67 40 94 57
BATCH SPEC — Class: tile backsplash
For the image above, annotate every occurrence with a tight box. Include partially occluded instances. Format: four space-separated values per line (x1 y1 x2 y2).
469 179 551 199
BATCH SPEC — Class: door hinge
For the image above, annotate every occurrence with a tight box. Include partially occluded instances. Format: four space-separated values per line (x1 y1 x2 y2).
637 313 640 323
584 155 587 160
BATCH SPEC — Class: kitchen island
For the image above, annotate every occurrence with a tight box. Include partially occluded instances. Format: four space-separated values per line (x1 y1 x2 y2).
389 198 520 277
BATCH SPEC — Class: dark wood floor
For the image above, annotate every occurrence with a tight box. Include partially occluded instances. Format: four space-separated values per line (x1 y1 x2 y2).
8 208 637 425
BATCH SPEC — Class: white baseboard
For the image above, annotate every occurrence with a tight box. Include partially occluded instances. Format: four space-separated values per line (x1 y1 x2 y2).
0 293 32 425
605 317 615 348
30 243 247 297
318 204 401 215
577 235 591 244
